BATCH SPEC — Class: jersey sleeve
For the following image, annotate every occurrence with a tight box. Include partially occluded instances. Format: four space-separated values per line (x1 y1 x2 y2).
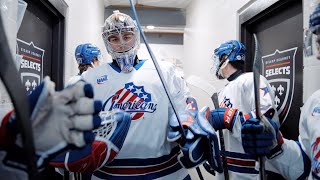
231 74 279 141
162 62 190 114
245 74 279 123
265 139 310 179
299 90 320 179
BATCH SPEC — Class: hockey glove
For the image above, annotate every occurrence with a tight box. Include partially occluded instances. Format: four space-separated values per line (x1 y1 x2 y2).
209 108 241 131
50 110 131 173
0 76 102 170
168 105 222 172
241 108 283 159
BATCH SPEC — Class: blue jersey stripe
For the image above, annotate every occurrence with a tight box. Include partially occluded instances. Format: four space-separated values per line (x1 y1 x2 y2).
227 164 259 174
224 150 256 160
94 161 185 179
108 146 180 167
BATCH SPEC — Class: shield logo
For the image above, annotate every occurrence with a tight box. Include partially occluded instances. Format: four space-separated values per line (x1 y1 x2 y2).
17 39 44 93
262 47 297 125
21 73 40 95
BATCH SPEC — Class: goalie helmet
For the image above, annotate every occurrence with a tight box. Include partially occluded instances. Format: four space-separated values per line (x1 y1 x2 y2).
75 43 101 65
212 40 246 79
102 10 140 73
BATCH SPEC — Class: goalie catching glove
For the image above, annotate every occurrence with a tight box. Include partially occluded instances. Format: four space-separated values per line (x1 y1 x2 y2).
50 109 131 173
0 76 102 170
167 97 222 172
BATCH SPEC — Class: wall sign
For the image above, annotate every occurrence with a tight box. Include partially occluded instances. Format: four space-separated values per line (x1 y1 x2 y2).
17 39 44 94
262 47 297 125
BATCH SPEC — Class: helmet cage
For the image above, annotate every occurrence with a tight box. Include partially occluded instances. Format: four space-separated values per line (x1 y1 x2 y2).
102 11 140 73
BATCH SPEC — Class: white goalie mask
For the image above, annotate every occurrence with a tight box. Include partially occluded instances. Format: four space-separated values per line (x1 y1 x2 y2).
102 10 140 73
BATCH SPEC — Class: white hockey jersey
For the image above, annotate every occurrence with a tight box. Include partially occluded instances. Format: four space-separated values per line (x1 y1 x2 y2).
217 72 279 180
66 75 82 86
81 60 190 180
300 89 320 179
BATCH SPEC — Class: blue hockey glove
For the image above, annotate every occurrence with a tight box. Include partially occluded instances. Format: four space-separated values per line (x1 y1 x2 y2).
241 108 283 159
1 76 102 170
167 99 222 172
210 107 239 131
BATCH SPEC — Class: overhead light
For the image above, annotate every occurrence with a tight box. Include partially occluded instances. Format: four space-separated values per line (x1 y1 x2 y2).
146 25 155 29
142 26 185 34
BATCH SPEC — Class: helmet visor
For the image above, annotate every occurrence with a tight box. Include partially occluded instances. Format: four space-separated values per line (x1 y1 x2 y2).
212 54 226 79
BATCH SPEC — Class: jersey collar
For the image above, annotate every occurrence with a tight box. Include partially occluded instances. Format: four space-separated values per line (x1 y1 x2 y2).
227 69 243 81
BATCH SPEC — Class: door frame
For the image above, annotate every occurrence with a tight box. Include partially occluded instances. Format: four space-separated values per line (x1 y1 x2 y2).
238 0 296 71
24 0 65 89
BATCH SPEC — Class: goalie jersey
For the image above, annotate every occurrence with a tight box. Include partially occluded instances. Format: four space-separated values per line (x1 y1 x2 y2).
81 60 190 180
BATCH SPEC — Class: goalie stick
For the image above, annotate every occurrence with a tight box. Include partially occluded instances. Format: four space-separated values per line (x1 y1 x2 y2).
186 75 229 180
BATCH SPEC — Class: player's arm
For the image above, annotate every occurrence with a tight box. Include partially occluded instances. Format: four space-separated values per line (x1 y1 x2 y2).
208 75 279 139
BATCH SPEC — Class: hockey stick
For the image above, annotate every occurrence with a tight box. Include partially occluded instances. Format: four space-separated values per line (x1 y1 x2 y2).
252 33 266 180
186 76 229 180
128 1 204 179
0 8 38 179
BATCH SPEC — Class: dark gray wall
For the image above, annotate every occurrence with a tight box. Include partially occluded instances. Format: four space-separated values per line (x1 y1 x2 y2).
105 6 186 27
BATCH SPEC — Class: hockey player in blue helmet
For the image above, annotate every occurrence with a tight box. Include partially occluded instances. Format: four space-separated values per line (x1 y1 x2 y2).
305 2 320 59
240 3 320 179
213 40 246 80
181 40 280 179
75 43 102 75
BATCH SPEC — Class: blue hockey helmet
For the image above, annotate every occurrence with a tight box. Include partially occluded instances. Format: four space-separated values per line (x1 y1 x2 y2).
214 40 246 62
309 3 320 34
213 40 246 79
75 43 102 65
304 3 320 58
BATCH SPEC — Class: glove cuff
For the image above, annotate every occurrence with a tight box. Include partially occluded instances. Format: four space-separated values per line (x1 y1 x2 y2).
210 108 238 130
266 144 283 159
266 132 284 159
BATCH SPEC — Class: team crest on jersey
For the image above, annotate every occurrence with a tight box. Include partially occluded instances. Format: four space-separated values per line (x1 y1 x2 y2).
262 47 297 125
103 82 157 120
312 137 320 177
96 75 108 84
220 96 233 108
